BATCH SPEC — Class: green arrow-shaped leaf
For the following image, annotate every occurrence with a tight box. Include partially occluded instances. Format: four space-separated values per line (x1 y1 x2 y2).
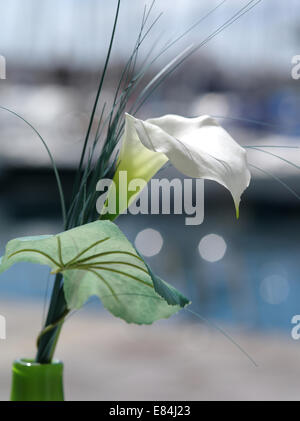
0 221 190 324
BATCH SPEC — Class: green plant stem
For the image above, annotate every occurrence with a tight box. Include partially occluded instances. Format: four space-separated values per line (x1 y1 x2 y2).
69 0 121 220
36 309 69 350
35 274 68 364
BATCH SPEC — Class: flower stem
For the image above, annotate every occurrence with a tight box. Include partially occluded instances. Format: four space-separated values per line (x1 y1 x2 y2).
35 274 68 364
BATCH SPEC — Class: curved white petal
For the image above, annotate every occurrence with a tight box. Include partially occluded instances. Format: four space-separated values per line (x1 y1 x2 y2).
118 113 168 182
130 113 251 215
104 113 168 219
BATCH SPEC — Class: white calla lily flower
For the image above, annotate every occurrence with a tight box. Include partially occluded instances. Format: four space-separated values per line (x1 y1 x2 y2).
104 112 251 219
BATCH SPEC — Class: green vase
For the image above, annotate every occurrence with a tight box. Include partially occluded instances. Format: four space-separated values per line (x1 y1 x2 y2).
10 358 64 401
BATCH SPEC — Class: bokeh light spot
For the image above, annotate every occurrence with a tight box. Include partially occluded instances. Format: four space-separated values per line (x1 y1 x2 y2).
198 234 227 262
259 275 289 305
134 228 163 257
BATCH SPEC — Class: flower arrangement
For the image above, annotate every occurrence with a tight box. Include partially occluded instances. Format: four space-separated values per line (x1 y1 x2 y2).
0 0 266 401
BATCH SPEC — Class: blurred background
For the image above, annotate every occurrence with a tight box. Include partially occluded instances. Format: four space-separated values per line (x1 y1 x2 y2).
0 0 300 400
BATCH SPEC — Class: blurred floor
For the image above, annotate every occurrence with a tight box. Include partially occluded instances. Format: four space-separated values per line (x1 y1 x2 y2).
0 301 300 401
